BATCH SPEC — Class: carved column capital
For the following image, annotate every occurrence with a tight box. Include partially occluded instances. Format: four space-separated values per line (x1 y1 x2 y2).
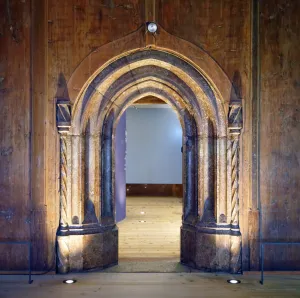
56 98 71 134
228 101 243 137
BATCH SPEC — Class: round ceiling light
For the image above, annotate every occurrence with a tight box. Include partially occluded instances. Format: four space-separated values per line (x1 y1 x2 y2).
227 279 241 284
63 279 77 284
147 22 158 33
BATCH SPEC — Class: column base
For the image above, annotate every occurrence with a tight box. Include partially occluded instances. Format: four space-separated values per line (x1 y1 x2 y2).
180 224 242 273
57 225 118 273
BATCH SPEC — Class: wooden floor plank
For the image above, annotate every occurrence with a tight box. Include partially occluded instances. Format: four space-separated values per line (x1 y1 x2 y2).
1 272 300 298
118 196 182 261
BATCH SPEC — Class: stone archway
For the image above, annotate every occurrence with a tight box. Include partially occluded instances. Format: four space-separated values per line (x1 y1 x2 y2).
56 29 243 274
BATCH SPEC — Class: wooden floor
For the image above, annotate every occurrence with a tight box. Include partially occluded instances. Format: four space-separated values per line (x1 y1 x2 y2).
118 196 182 261
1 272 300 298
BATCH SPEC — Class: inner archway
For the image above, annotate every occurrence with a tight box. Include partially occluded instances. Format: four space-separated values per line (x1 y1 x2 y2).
56 47 243 274
116 100 183 268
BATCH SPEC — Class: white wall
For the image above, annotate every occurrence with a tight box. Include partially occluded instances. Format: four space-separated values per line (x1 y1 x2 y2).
126 105 182 184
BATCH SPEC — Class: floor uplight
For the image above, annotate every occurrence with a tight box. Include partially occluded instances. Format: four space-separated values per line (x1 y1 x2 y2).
227 279 241 284
63 279 77 284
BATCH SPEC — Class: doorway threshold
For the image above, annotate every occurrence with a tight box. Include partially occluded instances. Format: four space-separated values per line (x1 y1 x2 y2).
100 259 196 273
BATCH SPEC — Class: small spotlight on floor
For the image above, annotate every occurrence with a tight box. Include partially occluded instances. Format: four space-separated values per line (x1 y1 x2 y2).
139 220 146 223
227 279 241 284
140 211 145 215
63 279 77 284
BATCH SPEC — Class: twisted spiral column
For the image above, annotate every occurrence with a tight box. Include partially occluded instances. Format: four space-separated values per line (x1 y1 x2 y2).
59 134 68 229
230 134 240 226
228 102 242 273
56 99 71 273
229 133 242 273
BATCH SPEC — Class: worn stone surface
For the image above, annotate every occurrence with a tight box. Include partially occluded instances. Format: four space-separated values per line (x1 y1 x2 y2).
195 232 231 272
57 227 118 273
181 227 241 273
180 226 196 267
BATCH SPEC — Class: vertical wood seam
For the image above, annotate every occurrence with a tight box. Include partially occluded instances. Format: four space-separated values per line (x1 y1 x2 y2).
251 0 261 270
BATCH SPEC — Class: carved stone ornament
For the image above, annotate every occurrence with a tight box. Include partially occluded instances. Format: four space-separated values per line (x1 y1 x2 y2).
228 101 243 134
56 98 71 133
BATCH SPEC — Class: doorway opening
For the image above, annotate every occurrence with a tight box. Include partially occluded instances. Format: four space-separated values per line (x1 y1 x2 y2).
114 98 184 272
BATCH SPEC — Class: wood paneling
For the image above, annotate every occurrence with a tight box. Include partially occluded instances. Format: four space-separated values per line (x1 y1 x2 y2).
31 0 55 270
259 0 300 269
0 0 31 270
133 96 166 105
158 0 250 86
126 184 183 197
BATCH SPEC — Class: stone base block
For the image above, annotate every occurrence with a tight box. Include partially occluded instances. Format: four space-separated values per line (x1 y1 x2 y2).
57 226 118 273
180 225 241 273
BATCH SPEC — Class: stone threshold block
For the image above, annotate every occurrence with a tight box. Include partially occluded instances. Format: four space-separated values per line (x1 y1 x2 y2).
57 225 118 273
181 224 242 274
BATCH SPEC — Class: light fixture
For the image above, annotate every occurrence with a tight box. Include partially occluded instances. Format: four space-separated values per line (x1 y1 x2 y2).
139 220 146 223
63 279 77 284
227 279 241 284
140 211 145 215
147 22 158 33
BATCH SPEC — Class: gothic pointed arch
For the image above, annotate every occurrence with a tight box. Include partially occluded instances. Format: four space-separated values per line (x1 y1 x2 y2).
56 26 242 274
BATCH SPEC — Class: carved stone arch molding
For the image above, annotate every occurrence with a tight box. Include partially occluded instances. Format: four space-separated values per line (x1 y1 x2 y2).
56 27 243 273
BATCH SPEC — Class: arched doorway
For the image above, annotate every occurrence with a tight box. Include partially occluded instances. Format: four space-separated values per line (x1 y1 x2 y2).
56 31 243 274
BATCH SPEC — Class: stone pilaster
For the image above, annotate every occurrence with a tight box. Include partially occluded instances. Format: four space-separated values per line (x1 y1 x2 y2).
56 99 71 273
228 101 242 226
230 134 240 226
228 100 243 273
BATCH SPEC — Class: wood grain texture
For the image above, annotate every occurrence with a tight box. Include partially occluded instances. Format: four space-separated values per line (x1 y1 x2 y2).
126 184 183 197
0 0 31 270
133 96 166 104
118 196 182 261
2 272 300 297
259 0 300 269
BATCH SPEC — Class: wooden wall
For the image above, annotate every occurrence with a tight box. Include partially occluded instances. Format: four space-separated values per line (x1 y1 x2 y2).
0 0 31 270
259 0 300 269
0 0 299 271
